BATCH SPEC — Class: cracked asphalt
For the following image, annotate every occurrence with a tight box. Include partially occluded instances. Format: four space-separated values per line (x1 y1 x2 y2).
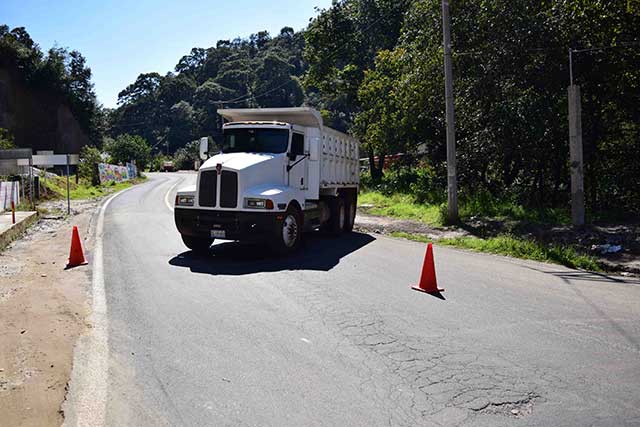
99 173 640 426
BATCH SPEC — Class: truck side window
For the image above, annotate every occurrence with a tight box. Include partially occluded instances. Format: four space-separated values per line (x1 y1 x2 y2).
291 133 305 157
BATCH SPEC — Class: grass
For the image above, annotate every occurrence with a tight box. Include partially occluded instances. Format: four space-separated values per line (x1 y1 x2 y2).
458 192 571 224
39 175 146 201
359 192 446 226
391 231 602 272
359 190 570 226
363 190 600 271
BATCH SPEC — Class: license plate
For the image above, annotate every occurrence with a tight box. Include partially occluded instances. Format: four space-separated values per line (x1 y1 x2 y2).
211 230 226 239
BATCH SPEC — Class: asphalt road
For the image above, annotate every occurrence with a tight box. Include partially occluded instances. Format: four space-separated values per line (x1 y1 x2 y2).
93 173 640 426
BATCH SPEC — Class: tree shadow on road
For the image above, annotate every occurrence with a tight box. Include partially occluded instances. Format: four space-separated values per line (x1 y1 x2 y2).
529 268 640 285
168 232 376 275
527 266 640 351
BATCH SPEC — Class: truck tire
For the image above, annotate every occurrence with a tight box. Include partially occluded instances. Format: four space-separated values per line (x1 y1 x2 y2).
181 235 213 253
344 193 357 232
322 197 345 236
271 206 303 254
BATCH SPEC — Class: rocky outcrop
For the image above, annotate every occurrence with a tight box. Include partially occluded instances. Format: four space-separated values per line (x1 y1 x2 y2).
0 67 89 154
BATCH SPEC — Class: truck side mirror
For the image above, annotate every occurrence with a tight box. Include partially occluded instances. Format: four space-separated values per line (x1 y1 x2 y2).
199 137 209 160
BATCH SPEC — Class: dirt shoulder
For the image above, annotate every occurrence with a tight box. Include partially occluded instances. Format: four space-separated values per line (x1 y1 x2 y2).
0 198 100 426
355 210 640 276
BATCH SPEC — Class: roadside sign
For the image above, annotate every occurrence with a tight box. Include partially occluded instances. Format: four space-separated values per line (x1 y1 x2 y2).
29 154 80 215
31 154 79 166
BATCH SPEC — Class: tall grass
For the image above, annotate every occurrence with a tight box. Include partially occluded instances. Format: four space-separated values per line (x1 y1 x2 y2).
391 232 601 271
359 190 570 226
359 192 446 226
41 175 143 200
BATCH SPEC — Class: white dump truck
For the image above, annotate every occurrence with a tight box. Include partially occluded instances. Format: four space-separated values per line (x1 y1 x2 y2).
174 107 360 253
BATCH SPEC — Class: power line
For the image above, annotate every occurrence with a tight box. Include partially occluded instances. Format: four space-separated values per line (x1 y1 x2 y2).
218 79 295 106
216 0 411 107
571 41 640 54
456 41 640 57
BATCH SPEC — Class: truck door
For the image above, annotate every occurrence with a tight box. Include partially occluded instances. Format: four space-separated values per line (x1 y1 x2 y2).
289 132 308 191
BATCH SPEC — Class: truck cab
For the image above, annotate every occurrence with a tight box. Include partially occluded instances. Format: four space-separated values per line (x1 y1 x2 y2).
174 107 359 254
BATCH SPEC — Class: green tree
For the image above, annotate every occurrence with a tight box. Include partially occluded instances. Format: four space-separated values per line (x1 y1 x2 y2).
304 0 412 130
110 27 309 154
0 128 15 149
253 52 303 107
354 49 407 180
78 145 102 185
105 134 151 170
173 140 201 170
166 101 198 151
350 0 639 212
0 26 103 145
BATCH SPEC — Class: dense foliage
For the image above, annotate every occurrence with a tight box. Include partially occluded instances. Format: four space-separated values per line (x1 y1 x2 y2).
172 140 201 171
0 25 104 144
109 28 306 153
104 134 151 170
78 145 102 185
306 0 640 215
0 128 14 149
4 1 639 216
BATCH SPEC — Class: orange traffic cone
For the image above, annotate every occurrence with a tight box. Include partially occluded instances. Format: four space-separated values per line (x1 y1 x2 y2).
66 226 88 269
411 243 444 294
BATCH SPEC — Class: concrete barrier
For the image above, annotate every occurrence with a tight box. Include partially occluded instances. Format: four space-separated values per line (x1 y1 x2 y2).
0 211 38 251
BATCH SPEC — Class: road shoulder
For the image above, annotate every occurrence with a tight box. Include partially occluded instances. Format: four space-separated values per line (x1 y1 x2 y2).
0 200 99 426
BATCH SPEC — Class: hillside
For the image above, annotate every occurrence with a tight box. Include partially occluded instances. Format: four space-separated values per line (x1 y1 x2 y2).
0 25 101 153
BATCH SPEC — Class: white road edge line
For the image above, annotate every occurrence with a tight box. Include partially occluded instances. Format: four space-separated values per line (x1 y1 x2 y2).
62 185 136 427
165 179 181 212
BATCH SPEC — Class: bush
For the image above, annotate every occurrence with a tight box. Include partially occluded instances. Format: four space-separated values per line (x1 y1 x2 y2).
0 128 15 149
148 154 168 172
411 164 445 204
78 145 102 186
104 134 151 170
173 140 201 170
459 189 570 224
360 162 445 204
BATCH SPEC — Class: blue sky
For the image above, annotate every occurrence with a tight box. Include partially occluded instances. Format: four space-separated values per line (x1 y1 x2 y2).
1 0 332 108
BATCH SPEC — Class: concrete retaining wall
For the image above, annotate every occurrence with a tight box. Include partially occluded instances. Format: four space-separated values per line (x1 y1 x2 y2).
0 211 38 251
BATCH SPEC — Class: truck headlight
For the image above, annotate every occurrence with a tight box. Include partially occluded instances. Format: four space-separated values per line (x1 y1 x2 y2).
244 198 274 210
175 195 194 206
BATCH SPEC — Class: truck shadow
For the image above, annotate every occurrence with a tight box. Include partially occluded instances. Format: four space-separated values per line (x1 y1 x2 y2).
168 232 376 275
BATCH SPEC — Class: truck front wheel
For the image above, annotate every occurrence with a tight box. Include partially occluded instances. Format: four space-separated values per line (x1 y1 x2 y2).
181 235 213 253
271 206 302 254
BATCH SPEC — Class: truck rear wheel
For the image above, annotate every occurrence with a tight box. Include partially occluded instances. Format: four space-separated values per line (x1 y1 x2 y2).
322 197 345 236
181 235 213 253
271 206 302 254
343 193 357 232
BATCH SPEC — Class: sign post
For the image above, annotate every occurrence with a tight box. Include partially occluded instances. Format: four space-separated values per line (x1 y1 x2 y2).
28 154 79 215
66 154 71 215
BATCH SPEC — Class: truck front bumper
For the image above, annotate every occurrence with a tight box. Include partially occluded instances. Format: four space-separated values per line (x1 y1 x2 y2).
174 208 279 242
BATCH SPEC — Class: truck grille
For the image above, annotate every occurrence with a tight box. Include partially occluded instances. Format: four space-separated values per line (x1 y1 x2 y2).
198 170 217 207
220 171 238 208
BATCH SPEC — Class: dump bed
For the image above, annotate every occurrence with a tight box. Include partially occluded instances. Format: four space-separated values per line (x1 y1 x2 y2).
218 108 359 189
319 126 359 188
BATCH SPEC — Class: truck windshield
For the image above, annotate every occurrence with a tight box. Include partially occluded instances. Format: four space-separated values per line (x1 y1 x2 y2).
221 128 289 154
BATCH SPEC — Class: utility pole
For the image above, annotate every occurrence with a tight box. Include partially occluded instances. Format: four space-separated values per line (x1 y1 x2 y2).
442 0 458 223
568 49 585 226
